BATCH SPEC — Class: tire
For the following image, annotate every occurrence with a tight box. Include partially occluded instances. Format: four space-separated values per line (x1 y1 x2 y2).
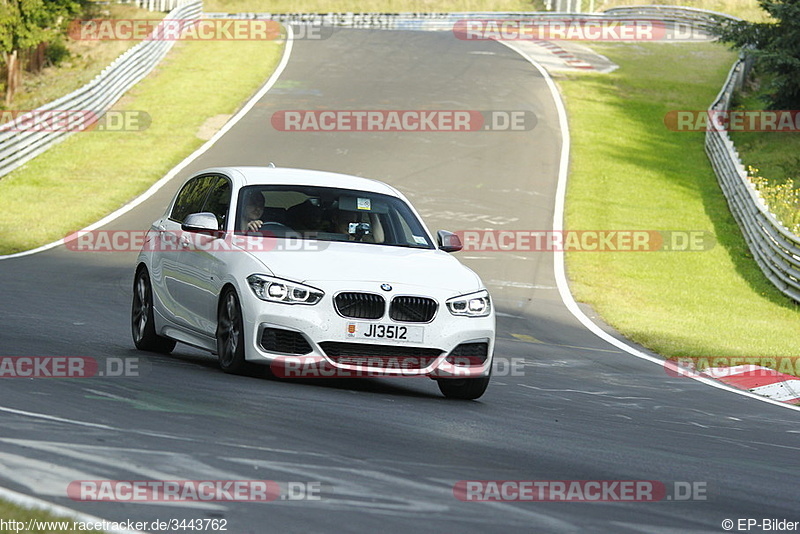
132 268 176 354
437 375 490 400
216 288 250 374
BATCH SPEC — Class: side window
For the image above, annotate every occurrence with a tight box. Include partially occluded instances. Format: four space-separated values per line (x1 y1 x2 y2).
202 177 232 229
170 176 213 223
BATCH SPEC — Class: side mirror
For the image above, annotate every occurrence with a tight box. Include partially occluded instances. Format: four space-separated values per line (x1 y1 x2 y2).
437 230 462 253
182 212 220 235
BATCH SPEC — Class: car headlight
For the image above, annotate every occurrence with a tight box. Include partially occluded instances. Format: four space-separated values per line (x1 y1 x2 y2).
446 290 491 317
247 274 323 305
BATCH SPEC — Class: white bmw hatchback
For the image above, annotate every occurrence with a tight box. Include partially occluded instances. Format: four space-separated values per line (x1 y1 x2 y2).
132 167 495 399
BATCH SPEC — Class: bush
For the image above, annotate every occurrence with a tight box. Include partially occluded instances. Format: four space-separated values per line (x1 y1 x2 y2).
747 165 800 235
45 39 70 67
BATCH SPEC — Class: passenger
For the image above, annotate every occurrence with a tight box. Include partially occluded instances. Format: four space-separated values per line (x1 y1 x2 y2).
334 210 372 242
287 199 325 233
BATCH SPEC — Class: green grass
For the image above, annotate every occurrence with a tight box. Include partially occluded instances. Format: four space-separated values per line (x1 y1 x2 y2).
561 41 800 359
0 500 102 533
727 74 800 234
729 78 800 185
0 38 282 255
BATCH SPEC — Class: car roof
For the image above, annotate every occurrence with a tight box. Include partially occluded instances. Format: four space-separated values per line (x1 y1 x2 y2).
222 166 402 197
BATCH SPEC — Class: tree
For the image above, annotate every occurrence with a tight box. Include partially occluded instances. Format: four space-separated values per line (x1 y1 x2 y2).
714 0 800 110
0 0 81 106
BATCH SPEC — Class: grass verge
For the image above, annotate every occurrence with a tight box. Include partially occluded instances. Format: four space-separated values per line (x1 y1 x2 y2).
0 38 282 254
0 499 101 533
727 73 800 234
560 41 800 359
729 78 800 185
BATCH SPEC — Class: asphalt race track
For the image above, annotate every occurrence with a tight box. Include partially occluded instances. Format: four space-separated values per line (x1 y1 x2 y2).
1 29 799 534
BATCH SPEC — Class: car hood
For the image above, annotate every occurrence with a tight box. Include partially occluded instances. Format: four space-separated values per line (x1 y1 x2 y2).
246 241 483 293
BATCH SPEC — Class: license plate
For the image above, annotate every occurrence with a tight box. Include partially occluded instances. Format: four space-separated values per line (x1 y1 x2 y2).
346 323 424 343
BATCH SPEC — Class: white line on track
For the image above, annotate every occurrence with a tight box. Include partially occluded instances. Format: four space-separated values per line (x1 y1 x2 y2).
0 25 298 530
498 39 800 413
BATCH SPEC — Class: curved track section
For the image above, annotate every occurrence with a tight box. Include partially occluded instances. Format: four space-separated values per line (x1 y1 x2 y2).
0 29 798 533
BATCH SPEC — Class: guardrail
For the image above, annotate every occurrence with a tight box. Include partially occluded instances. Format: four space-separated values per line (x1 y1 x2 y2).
705 59 800 303
603 5 742 27
203 12 593 31
207 10 726 32
0 1 202 181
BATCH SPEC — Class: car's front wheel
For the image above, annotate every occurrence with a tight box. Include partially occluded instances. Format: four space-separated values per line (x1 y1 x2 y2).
216 288 250 374
437 375 490 400
132 268 176 354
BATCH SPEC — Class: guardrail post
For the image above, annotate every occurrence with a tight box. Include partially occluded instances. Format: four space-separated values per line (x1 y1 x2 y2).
553 0 583 13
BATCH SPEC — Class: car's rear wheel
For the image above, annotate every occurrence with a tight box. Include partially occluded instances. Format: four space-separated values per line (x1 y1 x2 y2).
132 268 176 354
216 288 250 374
437 375 490 400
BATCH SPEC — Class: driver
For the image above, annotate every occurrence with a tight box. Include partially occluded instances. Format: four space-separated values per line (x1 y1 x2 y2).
240 192 265 232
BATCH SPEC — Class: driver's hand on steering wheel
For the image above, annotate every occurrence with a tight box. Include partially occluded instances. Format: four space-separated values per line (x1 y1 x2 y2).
246 220 263 232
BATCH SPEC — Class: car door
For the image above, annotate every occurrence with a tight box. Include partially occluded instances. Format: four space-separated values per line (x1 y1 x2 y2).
153 174 215 327
175 175 232 337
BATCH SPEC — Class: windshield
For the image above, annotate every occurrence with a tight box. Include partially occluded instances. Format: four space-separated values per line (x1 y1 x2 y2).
236 185 434 249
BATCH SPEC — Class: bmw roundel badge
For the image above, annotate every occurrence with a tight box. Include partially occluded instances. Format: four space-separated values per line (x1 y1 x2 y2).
380 283 392 292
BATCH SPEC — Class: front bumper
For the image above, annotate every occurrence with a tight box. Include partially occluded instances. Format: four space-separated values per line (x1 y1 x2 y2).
240 282 495 379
